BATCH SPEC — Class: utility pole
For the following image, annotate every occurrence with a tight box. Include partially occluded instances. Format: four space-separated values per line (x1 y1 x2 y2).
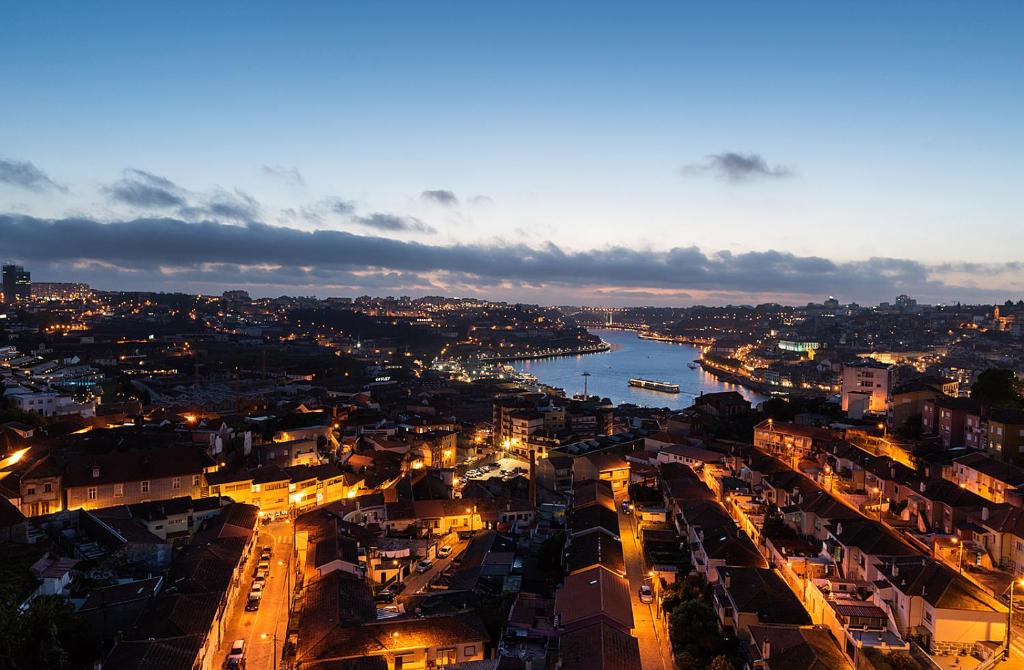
582 371 591 398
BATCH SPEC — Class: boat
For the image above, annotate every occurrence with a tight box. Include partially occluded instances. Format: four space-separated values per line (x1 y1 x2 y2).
688 361 700 370
628 378 680 393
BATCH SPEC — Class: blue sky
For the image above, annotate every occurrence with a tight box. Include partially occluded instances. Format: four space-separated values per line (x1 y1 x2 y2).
1 2 1022 304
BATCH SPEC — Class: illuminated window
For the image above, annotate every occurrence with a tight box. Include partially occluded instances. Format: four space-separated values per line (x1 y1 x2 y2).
114 483 124 497
141 480 150 493
87 487 97 501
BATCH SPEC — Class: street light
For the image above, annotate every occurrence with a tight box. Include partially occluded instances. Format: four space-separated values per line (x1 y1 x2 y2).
260 628 279 670
1008 579 1024 659
950 537 965 574
872 486 884 520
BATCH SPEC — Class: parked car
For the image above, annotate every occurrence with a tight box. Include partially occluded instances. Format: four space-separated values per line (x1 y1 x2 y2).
487 463 500 471
381 581 406 597
374 591 395 604
438 545 453 558
621 500 633 515
245 596 261 612
262 545 273 556
639 584 654 604
253 573 267 587
227 639 245 662
249 583 264 599
255 560 270 575
416 559 434 574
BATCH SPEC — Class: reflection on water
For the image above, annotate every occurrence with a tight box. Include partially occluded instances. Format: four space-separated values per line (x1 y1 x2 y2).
514 329 766 409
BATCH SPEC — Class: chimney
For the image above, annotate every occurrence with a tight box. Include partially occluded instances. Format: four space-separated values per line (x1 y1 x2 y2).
92 466 101 479
982 506 990 521
762 640 771 660
724 573 731 588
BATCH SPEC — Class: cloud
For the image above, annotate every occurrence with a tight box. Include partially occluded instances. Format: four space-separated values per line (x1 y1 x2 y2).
0 157 66 192
468 195 493 206
325 197 357 216
681 152 792 182
353 213 436 234
104 170 261 221
0 213 1015 305
201 189 261 221
421 189 459 206
104 169 187 209
261 164 304 186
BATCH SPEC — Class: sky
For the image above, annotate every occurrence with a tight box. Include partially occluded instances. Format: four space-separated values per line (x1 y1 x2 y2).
1 2 1022 306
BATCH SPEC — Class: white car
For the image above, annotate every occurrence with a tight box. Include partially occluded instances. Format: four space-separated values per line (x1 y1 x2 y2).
228 639 245 662
639 584 654 604
438 545 453 558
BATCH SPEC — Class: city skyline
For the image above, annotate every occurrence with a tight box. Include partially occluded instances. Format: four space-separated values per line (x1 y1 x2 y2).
3 2 1023 305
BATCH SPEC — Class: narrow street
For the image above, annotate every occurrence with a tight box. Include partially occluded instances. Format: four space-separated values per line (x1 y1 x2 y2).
397 536 470 596
616 496 673 670
214 521 293 670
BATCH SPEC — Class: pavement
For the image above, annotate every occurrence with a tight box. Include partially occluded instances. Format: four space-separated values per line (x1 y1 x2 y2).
214 521 293 670
616 495 673 670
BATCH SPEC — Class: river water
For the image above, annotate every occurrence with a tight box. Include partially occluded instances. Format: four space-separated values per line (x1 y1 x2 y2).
513 328 767 409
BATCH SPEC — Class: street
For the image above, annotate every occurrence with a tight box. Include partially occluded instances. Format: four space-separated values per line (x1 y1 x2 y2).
397 536 469 596
616 495 673 670
214 521 293 670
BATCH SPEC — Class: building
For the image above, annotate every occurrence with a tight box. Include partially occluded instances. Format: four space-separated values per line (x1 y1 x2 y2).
986 407 1024 462
921 396 981 449
841 360 894 418
2 264 31 304
753 420 832 459
951 452 1024 504
31 282 91 301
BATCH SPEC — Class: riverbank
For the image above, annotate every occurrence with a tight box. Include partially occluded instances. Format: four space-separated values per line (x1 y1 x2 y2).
636 331 715 347
471 340 611 363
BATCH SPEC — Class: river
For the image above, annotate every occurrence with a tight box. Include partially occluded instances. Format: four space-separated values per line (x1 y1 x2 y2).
513 328 767 409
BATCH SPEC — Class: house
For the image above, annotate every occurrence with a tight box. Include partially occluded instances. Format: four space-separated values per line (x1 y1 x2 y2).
888 380 947 432
554 566 633 633
712 566 811 637
825 518 918 582
950 452 1024 505
63 445 210 511
572 452 630 492
921 397 980 449
897 478 990 535
747 624 855 670
875 557 1007 655
563 530 625 577
753 421 832 459
840 360 894 418
975 506 1024 578
296 576 489 670
558 622 641 670
986 407 1024 462
693 391 751 417
655 443 726 470
567 504 620 541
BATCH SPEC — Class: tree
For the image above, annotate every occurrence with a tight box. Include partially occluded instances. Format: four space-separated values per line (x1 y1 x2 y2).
708 656 735 670
668 599 722 658
970 368 1024 409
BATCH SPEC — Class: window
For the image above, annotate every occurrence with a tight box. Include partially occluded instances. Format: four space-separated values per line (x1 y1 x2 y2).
437 648 457 665
172 477 181 490
924 610 932 623
192 475 201 487
87 487 98 500
114 483 124 497
141 480 150 493
26 487 36 496
463 646 477 657
43 483 52 493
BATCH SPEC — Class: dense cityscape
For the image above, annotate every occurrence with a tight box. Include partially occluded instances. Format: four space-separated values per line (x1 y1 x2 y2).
4 4 1023 670
2 265 1024 670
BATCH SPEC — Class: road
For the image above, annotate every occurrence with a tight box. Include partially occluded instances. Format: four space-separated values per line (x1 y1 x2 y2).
397 536 470 596
214 521 293 670
616 495 673 670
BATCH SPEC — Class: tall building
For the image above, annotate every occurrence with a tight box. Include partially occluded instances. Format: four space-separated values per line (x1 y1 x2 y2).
1 264 31 304
841 359 895 418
